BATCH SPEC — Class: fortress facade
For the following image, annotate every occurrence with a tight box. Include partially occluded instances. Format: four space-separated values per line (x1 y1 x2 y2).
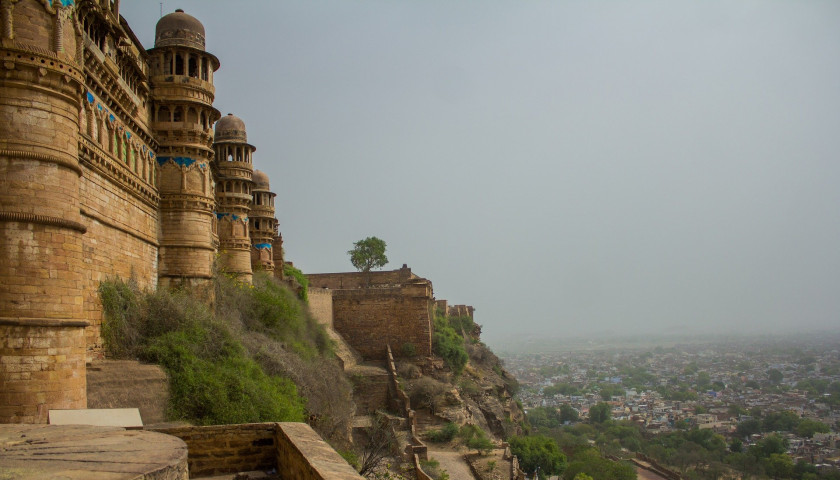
0 0 284 423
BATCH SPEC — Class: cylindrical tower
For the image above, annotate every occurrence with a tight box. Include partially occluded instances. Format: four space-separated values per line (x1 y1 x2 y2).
213 114 254 281
249 170 277 273
148 9 221 288
0 1 88 422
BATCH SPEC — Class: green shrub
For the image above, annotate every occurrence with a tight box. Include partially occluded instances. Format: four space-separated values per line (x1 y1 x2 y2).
427 422 459 443
282 263 309 302
447 314 476 336
98 276 314 426
407 376 451 412
144 326 305 425
98 277 142 358
459 424 494 455
401 342 417 357
433 315 468 375
420 459 450 480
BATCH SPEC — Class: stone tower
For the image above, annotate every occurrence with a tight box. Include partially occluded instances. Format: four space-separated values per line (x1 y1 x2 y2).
147 9 220 287
213 114 254 281
250 170 277 273
0 0 88 422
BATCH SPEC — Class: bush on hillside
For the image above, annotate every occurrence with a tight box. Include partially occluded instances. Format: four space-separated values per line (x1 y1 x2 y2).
427 422 459 443
406 376 452 412
433 314 468 375
282 264 309 302
99 272 353 444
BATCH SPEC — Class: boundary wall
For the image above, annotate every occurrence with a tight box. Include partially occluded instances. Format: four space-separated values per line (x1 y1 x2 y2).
151 422 363 480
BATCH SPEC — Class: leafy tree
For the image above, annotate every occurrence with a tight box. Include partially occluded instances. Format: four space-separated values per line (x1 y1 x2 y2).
563 448 635 480
729 438 743 453
736 418 762 438
560 404 580 424
589 402 611 424
528 406 563 430
509 435 567 480
347 236 388 272
795 419 829 438
750 434 788 459
767 368 784 385
598 384 625 400
697 371 711 390
762 410 801 433
763 453 793 479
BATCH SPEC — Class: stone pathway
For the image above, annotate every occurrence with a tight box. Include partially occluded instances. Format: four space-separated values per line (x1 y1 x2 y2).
426 447 478 480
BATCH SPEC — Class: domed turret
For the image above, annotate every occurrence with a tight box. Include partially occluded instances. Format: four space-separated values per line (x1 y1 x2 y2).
215 113 248 142
155 9 205 50
253 170 270 190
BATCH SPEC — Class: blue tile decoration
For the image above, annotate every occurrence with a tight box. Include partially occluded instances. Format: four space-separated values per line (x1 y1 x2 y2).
59 0 74 6
156 156 196 167
254 243 272 250
86 92 94 103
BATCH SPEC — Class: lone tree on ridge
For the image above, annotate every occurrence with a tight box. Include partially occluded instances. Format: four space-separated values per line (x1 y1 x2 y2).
348 236 388 272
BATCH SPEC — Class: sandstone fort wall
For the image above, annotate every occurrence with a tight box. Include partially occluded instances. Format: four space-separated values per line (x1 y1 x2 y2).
330 283 433 360
307 288 333 328
307 264 415 290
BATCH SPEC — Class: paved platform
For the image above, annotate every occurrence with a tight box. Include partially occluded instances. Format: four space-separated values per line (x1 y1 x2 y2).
0 424 188 480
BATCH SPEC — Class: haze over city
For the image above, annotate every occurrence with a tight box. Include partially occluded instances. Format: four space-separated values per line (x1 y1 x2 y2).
122 1 840 348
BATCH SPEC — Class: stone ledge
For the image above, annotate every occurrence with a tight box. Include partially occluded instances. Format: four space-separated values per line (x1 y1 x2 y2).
0 317 89 327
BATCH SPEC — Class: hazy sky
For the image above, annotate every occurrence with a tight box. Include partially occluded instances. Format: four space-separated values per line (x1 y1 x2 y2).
121 1 840 348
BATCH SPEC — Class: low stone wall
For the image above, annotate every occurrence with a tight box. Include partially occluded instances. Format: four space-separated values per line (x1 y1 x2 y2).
151 423 277 477
634 453 683 480
413 453 433 480
151 422 363 480
275 422 363 479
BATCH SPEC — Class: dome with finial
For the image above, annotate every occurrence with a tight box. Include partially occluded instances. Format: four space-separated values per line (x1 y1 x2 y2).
155 9 205 50
253 170 270 190
214 113 247 142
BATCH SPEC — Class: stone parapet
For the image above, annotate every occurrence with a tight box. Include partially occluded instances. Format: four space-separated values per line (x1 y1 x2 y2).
151 422 363 480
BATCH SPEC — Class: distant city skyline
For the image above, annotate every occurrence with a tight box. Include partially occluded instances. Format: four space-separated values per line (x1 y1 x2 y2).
121 1 840 349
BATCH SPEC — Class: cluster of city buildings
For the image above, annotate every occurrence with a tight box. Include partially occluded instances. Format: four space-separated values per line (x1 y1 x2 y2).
504 337 840 466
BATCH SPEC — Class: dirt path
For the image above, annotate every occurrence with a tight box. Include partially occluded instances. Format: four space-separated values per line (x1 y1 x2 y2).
426 448 477 480
636 466 672 480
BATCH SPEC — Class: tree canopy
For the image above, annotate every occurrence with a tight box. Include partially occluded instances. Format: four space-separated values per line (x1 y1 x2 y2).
589 402 611 424
348 236 388 272
509 435 567 479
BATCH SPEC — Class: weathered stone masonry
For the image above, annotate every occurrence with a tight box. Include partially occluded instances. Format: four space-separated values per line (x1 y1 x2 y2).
307 266 434 360
0 0 285 423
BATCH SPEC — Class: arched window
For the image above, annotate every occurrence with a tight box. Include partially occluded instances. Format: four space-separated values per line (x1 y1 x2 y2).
200 111 206 129
173 107 183 122
188 56 198 77
187 108 198 124
158 106 170 122
175 54 184 75
201 58 209 80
